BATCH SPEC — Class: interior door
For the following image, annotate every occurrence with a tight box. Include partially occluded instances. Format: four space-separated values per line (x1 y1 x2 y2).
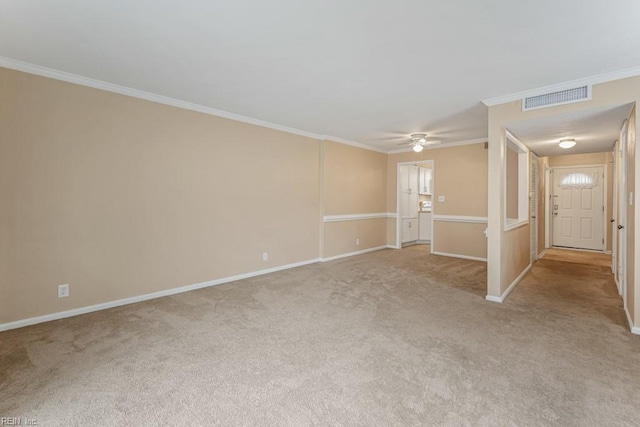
551 166 604 250
618 121 628 300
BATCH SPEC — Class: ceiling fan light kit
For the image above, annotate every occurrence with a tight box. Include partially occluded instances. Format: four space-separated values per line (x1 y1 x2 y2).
408 133 440 152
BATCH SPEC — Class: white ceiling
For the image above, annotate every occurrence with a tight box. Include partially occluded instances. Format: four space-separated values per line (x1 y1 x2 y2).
506 103 633 157
1 0 640 151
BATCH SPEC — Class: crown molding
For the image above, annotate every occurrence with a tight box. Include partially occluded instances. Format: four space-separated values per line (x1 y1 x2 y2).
320 136 389 154
0 57 326 140
482 65 640 107
0 56 391 154
388 137 487 154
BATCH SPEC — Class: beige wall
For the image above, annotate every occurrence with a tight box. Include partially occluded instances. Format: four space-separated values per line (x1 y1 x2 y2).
0 67 400 324
387 143 488 258
321 140 388 258
488 75 640 327
0 67 322 324
546 152 614 251
323 141 387 215
323 219 387 258
433 222 488 259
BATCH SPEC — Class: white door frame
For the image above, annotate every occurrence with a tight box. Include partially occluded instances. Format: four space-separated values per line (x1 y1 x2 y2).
549 164 606 252
612 142 618 275
396 160 435 250
530 152 539 263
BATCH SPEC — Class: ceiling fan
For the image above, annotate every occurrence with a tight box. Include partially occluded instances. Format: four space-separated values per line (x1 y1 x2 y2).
397 133 442 152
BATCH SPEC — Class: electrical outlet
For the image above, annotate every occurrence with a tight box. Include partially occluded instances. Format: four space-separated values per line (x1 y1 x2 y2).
438 195 445 202
262 252 268 261
58 283 69 298
356 238 360 245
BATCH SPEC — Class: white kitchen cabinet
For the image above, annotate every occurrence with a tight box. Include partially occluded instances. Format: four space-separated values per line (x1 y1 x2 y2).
400 165 419 219
400 165 420 244
419 167 432 195
402 218 419 243
408 165 419 194
419 212 432 241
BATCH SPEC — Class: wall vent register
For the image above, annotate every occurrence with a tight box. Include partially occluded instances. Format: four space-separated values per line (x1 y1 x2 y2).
522 85 591 111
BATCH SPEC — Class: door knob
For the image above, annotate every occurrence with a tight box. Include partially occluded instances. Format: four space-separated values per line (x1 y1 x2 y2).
618 225 624 230
611 219 615 223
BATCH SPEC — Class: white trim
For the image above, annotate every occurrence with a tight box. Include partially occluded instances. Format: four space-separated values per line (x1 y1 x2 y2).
485 263 532 303
320 245 388 262
432 214 488 224
323 213 396 222
0 56 387 155
388 138 487 154
504 218 529 231
482 65 640 106
321 136 388 154
624 305 640 335
432 251 487 262
503 131 530 231
0 258 320 332
537 249 547 259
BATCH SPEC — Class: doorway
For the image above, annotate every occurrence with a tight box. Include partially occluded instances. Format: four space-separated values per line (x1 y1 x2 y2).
396 160 434 249
550 165 605 251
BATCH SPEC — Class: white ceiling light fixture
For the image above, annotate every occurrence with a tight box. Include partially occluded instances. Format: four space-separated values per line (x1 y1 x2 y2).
409 133 441 152
411 133 427 152
559 138 577 149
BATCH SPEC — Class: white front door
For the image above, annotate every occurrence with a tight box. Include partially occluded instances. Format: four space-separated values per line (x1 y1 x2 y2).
551 166 604 251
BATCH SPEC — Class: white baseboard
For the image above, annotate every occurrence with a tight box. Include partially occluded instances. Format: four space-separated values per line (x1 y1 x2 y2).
387 244 401 250
537 249 547 259
605 250 612 255
0 257 321 332
624 305 640 335
320 245 388 262
485 263 532 303
432 251 487 262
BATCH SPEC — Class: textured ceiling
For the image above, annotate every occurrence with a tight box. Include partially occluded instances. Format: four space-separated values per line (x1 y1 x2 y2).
506 103 633 157
1 0 640 151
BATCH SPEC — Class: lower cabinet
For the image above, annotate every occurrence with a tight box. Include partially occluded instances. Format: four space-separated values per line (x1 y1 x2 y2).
401 218 419 243
419 212 432 241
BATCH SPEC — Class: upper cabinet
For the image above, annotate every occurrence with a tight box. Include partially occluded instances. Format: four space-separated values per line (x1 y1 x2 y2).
419 167 432 195
399 165 419 219
400 165 420 195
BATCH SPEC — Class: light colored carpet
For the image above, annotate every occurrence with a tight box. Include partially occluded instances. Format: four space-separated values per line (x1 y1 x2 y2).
1 245 639 426
542 248 612 267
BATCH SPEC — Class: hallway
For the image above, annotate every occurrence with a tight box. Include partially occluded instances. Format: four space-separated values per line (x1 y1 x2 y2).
510 249 627 334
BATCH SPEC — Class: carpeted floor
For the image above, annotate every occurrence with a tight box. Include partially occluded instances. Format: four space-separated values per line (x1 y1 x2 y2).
542 247 612 267
1 245 639 426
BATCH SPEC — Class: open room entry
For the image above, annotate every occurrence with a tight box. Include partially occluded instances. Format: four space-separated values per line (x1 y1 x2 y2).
396 160 434 249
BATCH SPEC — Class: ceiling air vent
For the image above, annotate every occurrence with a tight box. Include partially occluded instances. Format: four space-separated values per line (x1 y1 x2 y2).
522 85 591 111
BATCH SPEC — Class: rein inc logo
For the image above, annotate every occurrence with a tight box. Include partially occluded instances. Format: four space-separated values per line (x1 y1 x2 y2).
1 418 37 426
